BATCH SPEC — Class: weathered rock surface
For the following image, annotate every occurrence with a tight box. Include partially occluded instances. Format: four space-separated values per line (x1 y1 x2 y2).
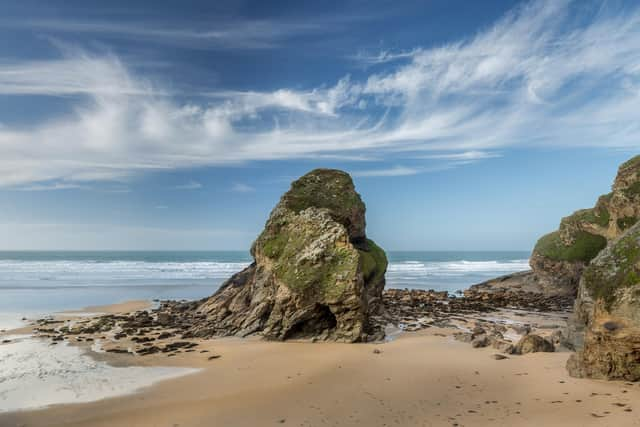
190 169 388 342
566 221 640 381
531 156 640 295
473 155 640 297
514 334 554 354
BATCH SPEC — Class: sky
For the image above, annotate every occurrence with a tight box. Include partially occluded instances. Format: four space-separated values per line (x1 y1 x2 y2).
0 0 639 251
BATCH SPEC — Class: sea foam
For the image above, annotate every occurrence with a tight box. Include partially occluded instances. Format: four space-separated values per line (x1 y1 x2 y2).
0 335 198 413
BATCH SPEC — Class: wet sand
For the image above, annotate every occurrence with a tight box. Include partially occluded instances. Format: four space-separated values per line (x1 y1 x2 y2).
62 300 153 315
1 302 639 427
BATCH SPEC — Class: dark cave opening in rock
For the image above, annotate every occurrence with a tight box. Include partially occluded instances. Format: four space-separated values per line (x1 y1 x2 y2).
283 304 338 340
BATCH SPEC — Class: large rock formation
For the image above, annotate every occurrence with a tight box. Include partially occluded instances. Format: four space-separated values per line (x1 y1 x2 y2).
472 155 640 296
530 156 640 295
191 169 388 342
566 221 640 380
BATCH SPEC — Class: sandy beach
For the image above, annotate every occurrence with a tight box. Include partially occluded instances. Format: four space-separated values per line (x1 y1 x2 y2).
0 301 638 427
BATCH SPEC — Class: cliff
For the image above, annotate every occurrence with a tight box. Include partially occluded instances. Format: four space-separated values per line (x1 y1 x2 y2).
472 155 640 297
566 221 640 380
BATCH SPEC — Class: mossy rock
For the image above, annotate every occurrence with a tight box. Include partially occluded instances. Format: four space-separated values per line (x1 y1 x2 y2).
623 181 640 198
280 169 366 241
562 207 610 229
358 239 388 285
617 216 638 231
255 209 359 300
619 155 640 172
534 230 607 263
582 224 640 311
197 168 386 343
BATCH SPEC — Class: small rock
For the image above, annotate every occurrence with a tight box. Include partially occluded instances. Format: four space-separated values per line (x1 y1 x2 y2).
514 334 554 354
492 354 509 360
471 335 489 348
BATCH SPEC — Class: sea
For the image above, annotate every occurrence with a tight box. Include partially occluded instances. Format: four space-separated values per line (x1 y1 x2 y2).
0 250 530 329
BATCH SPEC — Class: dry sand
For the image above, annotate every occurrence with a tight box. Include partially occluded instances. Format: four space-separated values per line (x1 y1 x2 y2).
1 302 639 427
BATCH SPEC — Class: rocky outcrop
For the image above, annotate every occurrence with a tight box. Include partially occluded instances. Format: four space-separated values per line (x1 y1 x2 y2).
470 270 565 296
566 221 640 380
530 156 640 295
472 155 640 297
189 169 388 342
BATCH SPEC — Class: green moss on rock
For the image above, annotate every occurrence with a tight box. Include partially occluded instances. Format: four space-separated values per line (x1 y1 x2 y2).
262 233 288 258
619 155 640 172
358 239 388 284
582 226 640 310
255 209 359 300
567 207 610 228
623 181 640 198
534 230 607 263
617 216 638 231
281 169 366 240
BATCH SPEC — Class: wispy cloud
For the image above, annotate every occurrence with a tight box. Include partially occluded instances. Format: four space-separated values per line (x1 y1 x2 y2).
0 51 156 97
350 48 421 65
12 182 88 191
171 181 203 190
231 183 255 193
4 19 330 50
351 166 420 177
0 0 639 186
419 151 502 161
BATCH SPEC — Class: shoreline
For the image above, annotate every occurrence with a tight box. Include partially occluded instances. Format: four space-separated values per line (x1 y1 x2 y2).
0 300 198 415
1 297 638 426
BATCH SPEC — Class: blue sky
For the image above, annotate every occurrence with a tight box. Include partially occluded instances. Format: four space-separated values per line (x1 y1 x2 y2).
0 0 638 251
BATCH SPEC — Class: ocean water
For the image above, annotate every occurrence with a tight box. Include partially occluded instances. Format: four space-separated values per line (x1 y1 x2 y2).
0 250 530 327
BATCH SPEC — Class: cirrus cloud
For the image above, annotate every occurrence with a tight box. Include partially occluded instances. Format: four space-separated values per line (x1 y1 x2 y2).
0 0 639 187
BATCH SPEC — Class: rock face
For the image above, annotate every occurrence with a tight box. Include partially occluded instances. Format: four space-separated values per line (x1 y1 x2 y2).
530 156 640 295
472 155 640 297
192 169 388 342
566 221 640 380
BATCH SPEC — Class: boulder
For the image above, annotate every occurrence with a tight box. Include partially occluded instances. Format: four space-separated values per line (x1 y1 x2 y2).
514 334 554 354
471 335 490 348
188 169 388 342
566 222 640 380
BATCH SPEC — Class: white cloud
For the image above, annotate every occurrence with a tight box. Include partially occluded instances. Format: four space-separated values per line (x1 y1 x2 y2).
0 52 156 96
350 48 421 65
5 19 327 50
0 0 639 187
12 182 88 191
351 166 420 177
171 181 203 190
231 183 255 193
419 151 502 161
